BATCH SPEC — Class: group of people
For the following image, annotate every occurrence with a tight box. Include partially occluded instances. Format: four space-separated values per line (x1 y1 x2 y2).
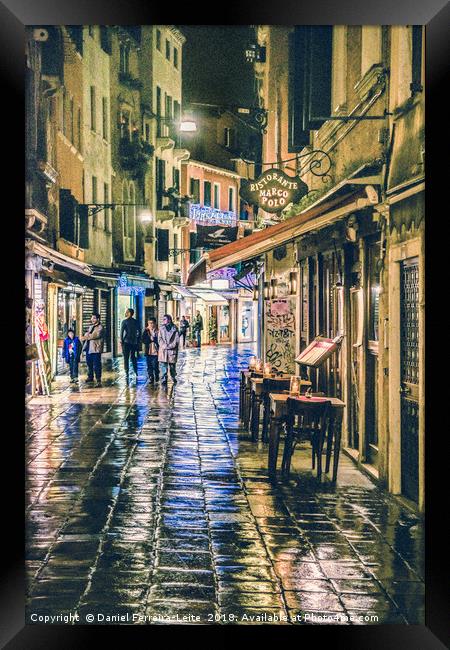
62 309 205 388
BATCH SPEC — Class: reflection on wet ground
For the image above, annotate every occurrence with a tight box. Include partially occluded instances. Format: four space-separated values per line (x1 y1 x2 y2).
26 345 424 625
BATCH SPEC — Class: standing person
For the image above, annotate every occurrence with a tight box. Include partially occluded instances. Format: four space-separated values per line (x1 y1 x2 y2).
80 313 104 387
120 308 141 385
142 317 159 385
179 315 189 348
192 310 203 347
62 329 82 383
158 314 180 386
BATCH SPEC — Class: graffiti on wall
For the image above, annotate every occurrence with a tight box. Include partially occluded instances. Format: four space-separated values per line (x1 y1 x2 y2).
265 299 296 373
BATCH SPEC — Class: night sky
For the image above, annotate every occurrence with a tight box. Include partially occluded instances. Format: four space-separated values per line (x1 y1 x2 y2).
180 26 256 108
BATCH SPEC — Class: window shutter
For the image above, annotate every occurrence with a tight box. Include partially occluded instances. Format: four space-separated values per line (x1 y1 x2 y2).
288 26 332 151
189 232 197 264
78 204 90 249
156 228 169 261
59 189 76 243
305 26 332 130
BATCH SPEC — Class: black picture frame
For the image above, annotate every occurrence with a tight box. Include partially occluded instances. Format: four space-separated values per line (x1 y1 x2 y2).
4 0 448 645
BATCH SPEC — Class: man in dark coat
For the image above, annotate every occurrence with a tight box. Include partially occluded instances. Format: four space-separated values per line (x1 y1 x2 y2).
120 308 141 384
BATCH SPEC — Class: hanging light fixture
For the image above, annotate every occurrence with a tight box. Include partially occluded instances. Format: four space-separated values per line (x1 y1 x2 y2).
289 270 298 295
270 275 278 300
263 281 270 300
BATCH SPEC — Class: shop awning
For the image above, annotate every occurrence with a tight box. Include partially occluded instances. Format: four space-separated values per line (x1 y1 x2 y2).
189 288 228 305
187 188 372 283
171 285 196 298
26 239 93 276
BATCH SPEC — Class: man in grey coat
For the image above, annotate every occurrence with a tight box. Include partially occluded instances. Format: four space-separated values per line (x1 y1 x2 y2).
158 314 180 386
80 313 105 387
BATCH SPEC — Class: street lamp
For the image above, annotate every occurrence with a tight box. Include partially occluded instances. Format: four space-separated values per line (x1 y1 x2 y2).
179 120 197 133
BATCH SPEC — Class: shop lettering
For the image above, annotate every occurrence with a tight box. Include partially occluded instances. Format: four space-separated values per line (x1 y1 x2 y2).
240 168 308 214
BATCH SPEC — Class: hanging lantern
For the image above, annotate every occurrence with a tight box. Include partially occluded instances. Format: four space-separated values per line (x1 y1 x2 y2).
263 281 270 300
289 270 298 295
270 276 278 299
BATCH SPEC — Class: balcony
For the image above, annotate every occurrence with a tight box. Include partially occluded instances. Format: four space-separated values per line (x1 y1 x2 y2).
118 135 154 179
156 121 176 153
119 71 142 90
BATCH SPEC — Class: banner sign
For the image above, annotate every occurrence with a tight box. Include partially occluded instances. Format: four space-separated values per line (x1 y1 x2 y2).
196 225 238 249
189 204 237 226
240 168 308 213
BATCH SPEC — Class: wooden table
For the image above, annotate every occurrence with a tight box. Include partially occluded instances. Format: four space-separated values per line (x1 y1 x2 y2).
267 393 345 481
249 376 311 442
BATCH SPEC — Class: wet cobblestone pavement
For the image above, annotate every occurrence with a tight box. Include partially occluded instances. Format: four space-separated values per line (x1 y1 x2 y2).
26 345 424 625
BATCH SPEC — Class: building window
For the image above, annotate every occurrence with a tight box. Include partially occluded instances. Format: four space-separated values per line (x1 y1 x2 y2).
120 110 131 140
156 158 166 210
173 233 179 263
165 94 173 119
165 39 171 61
213 183 220 209
119 43 130 74
224 127 232 148
204 181 212 207
190 178 200 203
174 47 179 69
88 26 95 38
92 176 98 227
77 107 82 152
90 86 96 131
102 97 108 140
173 100 180 123
156 29 161 51
228 186 235 212
144 122 150 142
70 97 74 143
173 167 180 191
104 182 111 232
411 25 424 95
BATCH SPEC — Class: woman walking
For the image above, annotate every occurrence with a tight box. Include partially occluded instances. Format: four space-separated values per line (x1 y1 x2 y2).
158 315 180 386
142 317 159 385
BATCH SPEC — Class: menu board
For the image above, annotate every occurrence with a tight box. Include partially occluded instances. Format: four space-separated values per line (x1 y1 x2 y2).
295 336 343 368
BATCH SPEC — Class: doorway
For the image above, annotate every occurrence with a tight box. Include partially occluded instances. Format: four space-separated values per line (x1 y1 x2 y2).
400 257 420 503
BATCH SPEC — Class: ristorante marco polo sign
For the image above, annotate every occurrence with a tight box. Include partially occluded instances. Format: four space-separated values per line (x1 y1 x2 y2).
240 168 308 213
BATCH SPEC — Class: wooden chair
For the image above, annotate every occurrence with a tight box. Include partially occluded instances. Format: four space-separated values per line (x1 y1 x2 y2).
261 378 291 442
281 397 331 480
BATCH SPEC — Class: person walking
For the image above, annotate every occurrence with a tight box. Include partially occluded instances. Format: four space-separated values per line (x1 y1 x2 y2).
192 311 203 347
179 315 189 348
62 328 82 383
142 317 159 385
158 314 180 386
120 308 141 385
80 313 104 387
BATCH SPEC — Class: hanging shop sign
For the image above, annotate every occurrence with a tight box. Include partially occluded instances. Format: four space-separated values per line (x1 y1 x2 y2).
207 268 237 280
196 225 238 249
240 168 308 213
189 204 237 227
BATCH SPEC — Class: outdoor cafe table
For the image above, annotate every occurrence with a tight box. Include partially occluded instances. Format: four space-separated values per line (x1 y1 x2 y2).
267 393 345 481
249 375 311 442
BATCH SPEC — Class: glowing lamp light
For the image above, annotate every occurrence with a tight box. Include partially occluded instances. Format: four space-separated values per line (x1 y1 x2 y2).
179 120 197 133
255 359 264 373
249 356 257 370
139 211 153 223
263 362 272 377
290 375 300 396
